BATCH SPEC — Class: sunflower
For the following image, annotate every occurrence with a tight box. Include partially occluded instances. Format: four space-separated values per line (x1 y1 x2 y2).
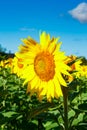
12 57 25 77
80 65 87 77
0 58 13 69
0 60 7 67
15 32 71 102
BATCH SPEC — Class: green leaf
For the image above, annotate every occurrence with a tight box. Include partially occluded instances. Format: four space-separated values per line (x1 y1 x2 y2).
28 103 55 120
2 111 18 118
68 109 75 119
72 113 85 126
43 121 58 130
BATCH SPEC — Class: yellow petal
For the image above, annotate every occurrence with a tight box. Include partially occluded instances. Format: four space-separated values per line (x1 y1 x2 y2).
22 65 35 81
48 38 57 53
53 76 63 97
55 71 67 87
47 80 54 98
40 32 50 49
53 41 62 54
30 76 40 89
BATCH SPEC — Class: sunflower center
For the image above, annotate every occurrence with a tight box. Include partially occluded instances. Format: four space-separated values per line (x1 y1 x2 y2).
34 51 55 81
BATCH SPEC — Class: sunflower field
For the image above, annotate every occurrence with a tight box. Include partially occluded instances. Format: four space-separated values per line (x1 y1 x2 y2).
0 32 87 130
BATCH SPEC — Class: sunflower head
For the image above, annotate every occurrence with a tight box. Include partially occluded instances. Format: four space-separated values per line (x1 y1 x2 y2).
0 58 13 69
15 32 71 102
12 57 25 77
80 65 87 77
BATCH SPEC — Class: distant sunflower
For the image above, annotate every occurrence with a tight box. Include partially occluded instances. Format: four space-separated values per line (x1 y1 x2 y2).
15 32 71 101
12 57 25 77
0 58 13 69
80 65 87 77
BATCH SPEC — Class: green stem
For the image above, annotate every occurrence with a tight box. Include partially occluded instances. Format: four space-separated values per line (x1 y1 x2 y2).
62 86 68 130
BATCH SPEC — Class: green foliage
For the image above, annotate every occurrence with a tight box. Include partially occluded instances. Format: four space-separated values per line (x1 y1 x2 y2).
79 56 87 65
68 77 87 130
0 65 87 130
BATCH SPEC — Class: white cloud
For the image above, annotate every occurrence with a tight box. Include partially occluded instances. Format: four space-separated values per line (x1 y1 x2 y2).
20 27 36 31
68 2 87 23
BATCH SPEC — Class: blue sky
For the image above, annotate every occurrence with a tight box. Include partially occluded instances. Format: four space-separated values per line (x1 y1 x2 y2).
0 0 87 58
